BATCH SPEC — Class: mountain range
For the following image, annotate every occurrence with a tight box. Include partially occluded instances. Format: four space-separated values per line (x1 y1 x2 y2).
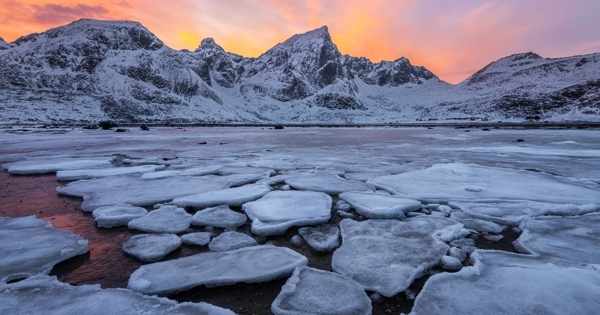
0 19 598 125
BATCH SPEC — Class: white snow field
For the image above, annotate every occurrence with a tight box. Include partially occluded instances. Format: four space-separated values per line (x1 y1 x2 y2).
92 204 148 228
128 245 308 295
298 224 341 252
339 191 422 219
5 157 115 175
271 267 372 315
285 174 374 195
0 216 89 282
243 191 332 236
191 205 248 229
173 184 272 209
122 234 182 262
127 205 192 233
0 275 235 315
332 218 459 296
56 164 165 181
410 251 600 315
208 231 258 252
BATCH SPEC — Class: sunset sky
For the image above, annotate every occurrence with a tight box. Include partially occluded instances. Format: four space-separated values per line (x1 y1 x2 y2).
1 0 599 84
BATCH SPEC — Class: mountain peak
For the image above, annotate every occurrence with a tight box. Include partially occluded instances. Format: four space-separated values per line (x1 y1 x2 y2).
195 37 225 53
0 36 8 50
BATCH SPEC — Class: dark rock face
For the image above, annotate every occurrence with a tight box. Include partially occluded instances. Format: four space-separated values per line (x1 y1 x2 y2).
344 56 437 86
183 38 247 88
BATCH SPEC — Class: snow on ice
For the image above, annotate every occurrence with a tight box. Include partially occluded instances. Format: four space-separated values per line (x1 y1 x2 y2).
339 191 421 219
122 234 182 262
242 191 332 236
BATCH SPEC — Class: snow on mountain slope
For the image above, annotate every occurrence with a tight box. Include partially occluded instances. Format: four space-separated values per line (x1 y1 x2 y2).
0 19 598 125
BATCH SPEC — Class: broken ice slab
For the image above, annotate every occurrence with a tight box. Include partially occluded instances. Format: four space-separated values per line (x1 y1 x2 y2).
0 275 235 315
92 204 148 228
243 191 332 236
285 174 374 195
128 245 307 295
0 216 89 283
5 157 115 175
181 232 212 246
339 191 421 219
410 251 600 315
208 231 257 252
122 234 182 262
128 205 191 234
56 164 165 181
271 267 372 315
191 205 248 229
367 163 600 204
173 184 272 209
332 217 457 297
298 224 340 252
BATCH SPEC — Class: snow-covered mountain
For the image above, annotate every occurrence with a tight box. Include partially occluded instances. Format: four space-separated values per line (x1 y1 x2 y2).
0 19 598 125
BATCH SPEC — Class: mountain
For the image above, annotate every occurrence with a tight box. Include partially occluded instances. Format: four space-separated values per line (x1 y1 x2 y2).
0 19 598 125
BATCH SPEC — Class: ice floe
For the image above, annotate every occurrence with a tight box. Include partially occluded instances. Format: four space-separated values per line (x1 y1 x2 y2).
411 251 600 315
128 205 192 234
181 232 212 246
5 157 114 175
0 275 236 315
332 217 456 296
460 219 503 234
173 184 272 209
339 191 421 219
191 205 247 229
208 231 258 252
141 170 181 179
367 163 600 204
128 245 308 295
57 165 165 181
242 191 332 236
298 224 340 252
0 216 89 282
285 174 373 195
122 234 181 262
271 267 372 315
92 204 148 228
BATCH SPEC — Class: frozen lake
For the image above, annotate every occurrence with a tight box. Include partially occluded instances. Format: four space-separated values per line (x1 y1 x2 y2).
1 126 600 315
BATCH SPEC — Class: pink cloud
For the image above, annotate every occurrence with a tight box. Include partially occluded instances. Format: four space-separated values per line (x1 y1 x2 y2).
31 3 109 24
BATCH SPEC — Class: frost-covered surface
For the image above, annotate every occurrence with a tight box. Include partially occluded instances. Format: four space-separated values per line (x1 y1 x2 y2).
173 184 271 209
515 213 600 264
339 191 421 219
57 164 164 181
410 251 600 315
128 205 192 233
285 174 373 195
298 224 340 252
5 157 114 175
181 232 212 246
0 216 89 282
128 245 307 295
0 275 235 315
332 218 455 296
92 204 148 228
243 191 332 236
191 205 247 229
271 267 372 315
208 231 258 252
122 234 182 262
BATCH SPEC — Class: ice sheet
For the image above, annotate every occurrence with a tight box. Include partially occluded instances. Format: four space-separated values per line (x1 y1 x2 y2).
57 165 165 181
242 191 332 236
285 174 374 195
173 184 272 209
122 234 182 262
208 231 258 252
0 216 89 282
92 204 148 228
128 245 307 295
5 157 115 175
339 191 421 219
128 205 192 234
191 205 248 229
272 267 372 315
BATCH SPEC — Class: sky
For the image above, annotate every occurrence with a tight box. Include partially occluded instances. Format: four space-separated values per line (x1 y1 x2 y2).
1 0 599 84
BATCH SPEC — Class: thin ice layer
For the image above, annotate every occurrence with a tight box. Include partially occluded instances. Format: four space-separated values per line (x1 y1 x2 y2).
332 218 455 297
285 174 373 195
271 267 372 315
5 157 115 175
173 184 272 209
128 206 192 234
0 216 89 282
410 251 600 315
191 205 248 229
515 213 600 264
0 275 235 315
128 245 308 295
92 204 148 228
122 234 182 262
208 232 258 252
339 191 421 219
298 224 340 252
56 165 165 181
367 163 600 204
243 191 332 236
